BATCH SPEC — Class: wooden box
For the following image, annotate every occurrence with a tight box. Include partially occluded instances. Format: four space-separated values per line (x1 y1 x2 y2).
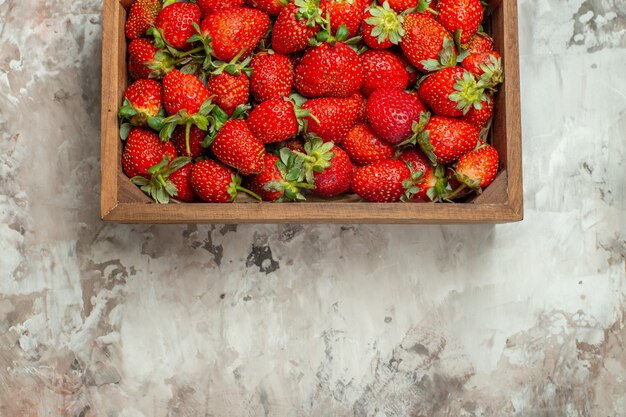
100 0 522 224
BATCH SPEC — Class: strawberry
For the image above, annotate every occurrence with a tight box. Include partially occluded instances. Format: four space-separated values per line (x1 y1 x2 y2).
246 151 312 201
248 0 289 16
154 2 201 51
209 120 266 174
294 42 363 98
320 0 367 38
412 115 479 164
466 32 494 54
351 92 367 123
125 0 163 39
197 0 245 16
393 52 418 86
247 98 309 144
400 12 456 73
417 66 488 117
122 128 178 179
461 95 493 130
172 125 206 158
200 7 271 62
301 96 360 143
461 51 503 90
271 2 322 55
130 156 194 203
127 38 175 80
351 159 421 202
435 0 483 45
162 69 210 116
206 72 250 117
386 0 419 13
366 88 427 145
191 159 261 202
342 123 395 166
398 148 447 201
250 52 294 102
360 50 409 96
362 2 405 50
118 79 164 133
455 143 499 189
296 138 353 197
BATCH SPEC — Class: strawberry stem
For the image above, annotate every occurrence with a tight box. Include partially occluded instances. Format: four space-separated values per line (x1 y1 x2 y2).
445 183 467 200
185 121 192 156
236 186 262 201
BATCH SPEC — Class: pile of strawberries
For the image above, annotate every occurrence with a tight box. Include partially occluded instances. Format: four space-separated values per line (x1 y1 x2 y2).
119 0 503 203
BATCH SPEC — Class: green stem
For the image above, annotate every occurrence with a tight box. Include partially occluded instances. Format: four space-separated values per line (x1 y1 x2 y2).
177 46 204 59
445 183 467 201
156 174 167 188
185 121 192 156
236 186 262 201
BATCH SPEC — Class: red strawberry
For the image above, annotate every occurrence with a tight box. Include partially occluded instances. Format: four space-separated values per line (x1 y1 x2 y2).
455 143 499 189
297 138 353 197
162 69 210 116
246 152 312 201
122 128 177 179
250 52 294 102
351 159 420 202
127 38 175 80
417 66 488 117
400 12 456 73
386 0 419 13
206 72 250 117
435 0 483 45
197 0 245 16
119 79 163 128
320 0 367 38
200 7 271 62
131 156 194 203
393 52 418 86
125 0 163 39
461 52 503 90
294 42 363 98
415 115 479 164
191 159 260 202
271 2 322 55
246 154 285 201
351 92 367 123
302 96 361 143
172 125 206 158
210 120 266 175
362 2 405 50
461 95 493 130
398 148 447 201
247 0 289 16
366 88 426 145
168 162 196 202
360 50 409 96
466 32 494 54
342 123 395 165
154 2 201 51
247 98 305 144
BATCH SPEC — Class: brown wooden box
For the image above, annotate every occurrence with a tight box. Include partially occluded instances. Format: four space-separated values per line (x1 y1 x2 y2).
101 0 522 224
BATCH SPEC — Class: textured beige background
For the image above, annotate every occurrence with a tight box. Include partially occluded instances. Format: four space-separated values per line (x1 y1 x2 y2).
0 0 625 416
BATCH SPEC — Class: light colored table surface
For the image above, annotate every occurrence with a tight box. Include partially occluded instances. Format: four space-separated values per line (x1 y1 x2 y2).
0 0 624 415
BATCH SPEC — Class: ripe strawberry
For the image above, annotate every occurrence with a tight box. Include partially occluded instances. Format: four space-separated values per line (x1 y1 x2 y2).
248 0 289 16
461 51 503 90
466 32 494 54
154 2 201 51
168 161 196 202
131 156 194 203
352 159 420 202
386 0 419 13
360 50 409 96
122 128 177 179
296 138 353 197
246 151 312 201
362 2 405 50
210 120 266 175
301 96 361 143
398 148 447 201
351 92 367 123
191 159 260 202
118 79 163 128
272 2 322 55
342 123 395 166
294 42 363 98
415 115 479 164
417 66 488 117
247 98 307 144
320 0 367 38
393 52 418 86
162 69 210 116
197 0 245 16
200 7 271 62
127 38 175 80
400 12 456 73
125 0 162 39
435 0 483 45
366 88 426 145
455 143 499 189
206 72 250 117
246 154 286 201
250 52 294 102
172 125 206 158
461 95 493 130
